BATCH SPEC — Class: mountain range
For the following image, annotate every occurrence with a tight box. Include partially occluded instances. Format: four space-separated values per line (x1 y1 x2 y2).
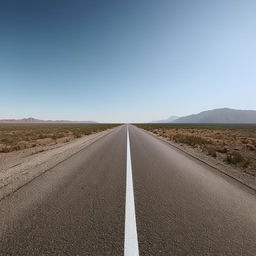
1 108 256 124
0 118 97 123
151 116 179 123
153 108 256 124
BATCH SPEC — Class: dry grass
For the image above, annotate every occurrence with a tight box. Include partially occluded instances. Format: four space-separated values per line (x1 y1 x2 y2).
137 124 256 176
0 123 119 153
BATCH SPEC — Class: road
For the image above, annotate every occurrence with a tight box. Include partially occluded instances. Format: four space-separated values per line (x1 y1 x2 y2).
0 125 256 255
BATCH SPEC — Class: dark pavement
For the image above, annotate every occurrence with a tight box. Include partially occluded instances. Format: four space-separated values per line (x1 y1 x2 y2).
129 125 256 256
0 125 127 255
0 125 256 255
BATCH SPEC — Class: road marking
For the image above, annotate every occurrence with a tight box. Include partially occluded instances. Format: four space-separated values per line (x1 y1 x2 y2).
124 126 140 256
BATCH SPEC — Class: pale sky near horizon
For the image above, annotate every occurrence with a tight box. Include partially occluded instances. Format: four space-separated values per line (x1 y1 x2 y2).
1 0 256 123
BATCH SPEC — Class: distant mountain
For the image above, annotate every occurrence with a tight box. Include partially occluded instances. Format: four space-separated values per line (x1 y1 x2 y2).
0 118 97 123
152 116 179 123
173 108 256 123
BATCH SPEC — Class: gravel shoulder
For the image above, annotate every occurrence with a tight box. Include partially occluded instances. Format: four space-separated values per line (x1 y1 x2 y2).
0 128 116 200
145 129 256 191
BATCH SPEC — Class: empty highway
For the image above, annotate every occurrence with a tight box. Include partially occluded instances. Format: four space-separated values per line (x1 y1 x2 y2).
0 125 256 255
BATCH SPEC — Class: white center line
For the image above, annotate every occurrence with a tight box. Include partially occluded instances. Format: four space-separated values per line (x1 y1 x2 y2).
124 125 140 256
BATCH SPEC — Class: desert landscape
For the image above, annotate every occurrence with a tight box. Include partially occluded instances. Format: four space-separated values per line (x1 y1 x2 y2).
137 124 256 176
2 0 256 254
0 123 118 153
0 123 119 200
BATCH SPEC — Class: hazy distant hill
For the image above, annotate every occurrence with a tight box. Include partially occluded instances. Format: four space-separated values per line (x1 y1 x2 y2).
173 108 256 123
0 118 97 123
152 116 179 123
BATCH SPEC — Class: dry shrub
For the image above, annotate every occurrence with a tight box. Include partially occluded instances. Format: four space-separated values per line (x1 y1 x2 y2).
246 144 255 151
217 147 228 153
172 134 211 147
226 151 250 168
226 151 244 164
204 146 217 158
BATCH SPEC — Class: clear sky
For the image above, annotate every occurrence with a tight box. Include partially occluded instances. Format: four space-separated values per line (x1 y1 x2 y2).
1 0 256 123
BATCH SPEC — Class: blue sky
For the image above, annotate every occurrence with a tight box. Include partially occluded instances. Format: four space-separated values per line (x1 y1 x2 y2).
1 0 256 123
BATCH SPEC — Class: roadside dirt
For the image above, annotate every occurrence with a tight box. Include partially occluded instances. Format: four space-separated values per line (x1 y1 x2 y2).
0 128 115 200
145 129 256 191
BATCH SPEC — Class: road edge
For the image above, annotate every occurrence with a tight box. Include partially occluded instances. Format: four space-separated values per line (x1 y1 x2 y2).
135 126 256 193
0 126 120 202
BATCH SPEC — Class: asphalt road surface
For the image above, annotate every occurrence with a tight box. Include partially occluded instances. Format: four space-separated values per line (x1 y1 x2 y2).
0 125 256 255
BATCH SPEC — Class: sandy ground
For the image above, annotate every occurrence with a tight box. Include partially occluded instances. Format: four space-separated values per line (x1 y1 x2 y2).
0 128 115 200
147 131 256 191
